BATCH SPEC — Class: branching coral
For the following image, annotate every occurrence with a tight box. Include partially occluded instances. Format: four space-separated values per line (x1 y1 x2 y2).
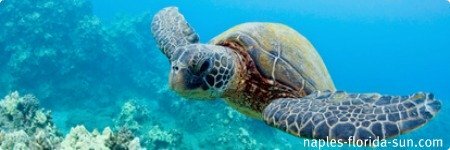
146 125 182 149
0 92 142 149
114 100 183 149
114 100 151 132
60 125 141 150
0 91 62 149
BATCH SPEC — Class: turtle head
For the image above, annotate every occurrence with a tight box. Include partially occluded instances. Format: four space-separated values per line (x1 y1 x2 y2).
151 7 237 99
169 44 236 99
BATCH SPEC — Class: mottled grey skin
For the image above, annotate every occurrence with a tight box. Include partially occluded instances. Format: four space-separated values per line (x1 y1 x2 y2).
151 7 199 60
150 6 442 142
264 91 441 141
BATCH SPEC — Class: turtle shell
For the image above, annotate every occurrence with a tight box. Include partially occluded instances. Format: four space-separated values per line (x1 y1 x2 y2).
210 22 335 94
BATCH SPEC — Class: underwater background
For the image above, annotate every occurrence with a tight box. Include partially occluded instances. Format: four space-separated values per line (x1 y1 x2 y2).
0 0 449 149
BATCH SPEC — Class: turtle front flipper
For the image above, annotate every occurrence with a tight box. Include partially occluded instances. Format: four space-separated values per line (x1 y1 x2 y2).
263 91 441 141
151 7 199 59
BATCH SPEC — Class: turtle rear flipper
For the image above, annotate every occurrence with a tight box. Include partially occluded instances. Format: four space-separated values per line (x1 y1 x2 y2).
263 91 441 141
151 7 199 59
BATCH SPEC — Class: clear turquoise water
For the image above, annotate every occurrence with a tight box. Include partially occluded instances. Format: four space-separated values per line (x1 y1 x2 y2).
1 0 449 149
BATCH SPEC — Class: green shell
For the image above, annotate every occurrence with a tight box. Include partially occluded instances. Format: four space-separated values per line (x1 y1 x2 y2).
210 23 336 93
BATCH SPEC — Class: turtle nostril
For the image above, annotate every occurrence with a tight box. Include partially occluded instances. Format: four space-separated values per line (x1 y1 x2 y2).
192 60 210 75
198 61 210 73
172 66 179 71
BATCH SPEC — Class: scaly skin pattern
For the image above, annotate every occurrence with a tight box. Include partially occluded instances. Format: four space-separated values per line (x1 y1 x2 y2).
263 91 441 141
169 44 237 98
151 7 199 59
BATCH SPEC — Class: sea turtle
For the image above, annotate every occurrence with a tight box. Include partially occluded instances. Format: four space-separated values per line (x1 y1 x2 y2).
150 7 441 142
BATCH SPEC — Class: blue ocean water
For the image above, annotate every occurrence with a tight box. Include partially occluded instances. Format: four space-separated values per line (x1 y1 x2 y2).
1 0 449 149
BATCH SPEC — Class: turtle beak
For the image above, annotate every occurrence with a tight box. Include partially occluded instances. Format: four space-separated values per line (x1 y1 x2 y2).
169 65 211 99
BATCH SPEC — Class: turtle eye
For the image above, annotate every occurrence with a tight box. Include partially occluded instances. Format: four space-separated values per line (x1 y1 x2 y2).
192 60 210 75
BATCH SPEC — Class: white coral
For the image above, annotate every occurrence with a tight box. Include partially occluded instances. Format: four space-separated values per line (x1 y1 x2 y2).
1 92 142 149
127 138 142 150
0 130 30 149
115 100 152 132
34 110 48 124
60 125 142 150
60 125 110 150
0 91 20 115
147 125 180 146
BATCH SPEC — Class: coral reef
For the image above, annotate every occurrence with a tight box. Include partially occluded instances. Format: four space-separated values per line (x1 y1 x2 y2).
0 92 62 149
145 125 182 149
60 125 141 150
115 100 183 149
0 92 142 149
114 100 152 132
